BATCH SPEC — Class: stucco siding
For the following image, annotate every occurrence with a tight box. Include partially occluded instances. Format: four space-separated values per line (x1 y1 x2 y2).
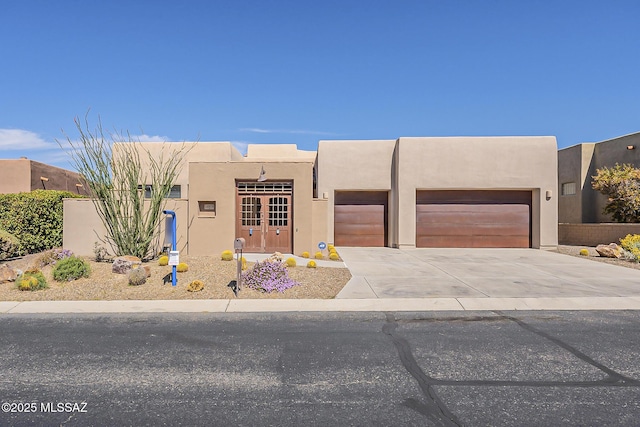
0 160 30 193
316 139 396 244
187 161 314 256
396 137 558 249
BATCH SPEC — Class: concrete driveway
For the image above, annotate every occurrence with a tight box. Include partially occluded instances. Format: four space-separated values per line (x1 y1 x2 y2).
336 247 640 299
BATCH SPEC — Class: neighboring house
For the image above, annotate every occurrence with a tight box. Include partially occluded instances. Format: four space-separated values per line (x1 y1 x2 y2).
64 136 558 255
557 132 640 246
0 157 89 195
558 132 640 223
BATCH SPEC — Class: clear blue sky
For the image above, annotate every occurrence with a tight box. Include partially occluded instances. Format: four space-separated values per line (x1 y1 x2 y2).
1 0 638 168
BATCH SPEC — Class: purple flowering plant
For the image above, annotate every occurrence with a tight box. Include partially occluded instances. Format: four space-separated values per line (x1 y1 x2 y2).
241 260 300 293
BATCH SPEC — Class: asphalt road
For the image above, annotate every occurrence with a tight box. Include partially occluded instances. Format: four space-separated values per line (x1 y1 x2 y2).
1 311 639 426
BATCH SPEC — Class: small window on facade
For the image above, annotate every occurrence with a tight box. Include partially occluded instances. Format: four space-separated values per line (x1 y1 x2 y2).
168 185 181 198
198 201 216 218
138 184 181 198
561 182 576 196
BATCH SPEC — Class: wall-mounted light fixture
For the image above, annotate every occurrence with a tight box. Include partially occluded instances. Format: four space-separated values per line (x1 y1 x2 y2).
257 165 267 182
40 176 49 182
627 145 635 150
545 190 552 200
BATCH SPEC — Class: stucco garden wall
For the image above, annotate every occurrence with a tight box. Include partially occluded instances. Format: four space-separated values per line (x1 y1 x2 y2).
559 223 640 246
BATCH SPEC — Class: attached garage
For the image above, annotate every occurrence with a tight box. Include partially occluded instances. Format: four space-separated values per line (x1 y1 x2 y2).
416 190 532 248
334 191 388 247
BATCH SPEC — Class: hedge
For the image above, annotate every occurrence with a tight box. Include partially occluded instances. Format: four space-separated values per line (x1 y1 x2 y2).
0 190 84 255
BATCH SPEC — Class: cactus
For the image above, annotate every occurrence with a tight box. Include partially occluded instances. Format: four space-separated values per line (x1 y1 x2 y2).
177 262 189 272
301 251 310 258
307 260 317 268
221 250 234 261
187 280 204 292
158 255 169 266
241 256 247 270
329 252 340 261
579 248 589 256
285 257 296 267
128 267 147 286
314 251 323 260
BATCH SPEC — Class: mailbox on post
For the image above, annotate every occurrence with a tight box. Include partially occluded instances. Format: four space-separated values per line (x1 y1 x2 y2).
234 237 245 251
234 238 245 295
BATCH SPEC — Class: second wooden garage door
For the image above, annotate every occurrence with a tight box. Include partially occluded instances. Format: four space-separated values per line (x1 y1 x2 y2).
334 191 387 247
416 190 531 248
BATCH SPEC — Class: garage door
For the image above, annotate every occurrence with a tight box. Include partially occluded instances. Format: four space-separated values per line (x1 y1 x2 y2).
334 191 387 247
416 190 531 248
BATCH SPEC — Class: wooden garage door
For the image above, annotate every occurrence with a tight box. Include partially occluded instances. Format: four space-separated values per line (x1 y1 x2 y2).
416 190 531 248
334 191 387 247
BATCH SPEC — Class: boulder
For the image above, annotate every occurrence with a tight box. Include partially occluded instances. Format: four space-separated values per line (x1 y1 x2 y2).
595 243 623 258
143 265 151 278
0 264 17 283
266 252 284 262
112 255 142 274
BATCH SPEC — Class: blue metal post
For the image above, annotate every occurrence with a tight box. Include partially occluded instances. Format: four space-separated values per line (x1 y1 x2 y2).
163 210 177 287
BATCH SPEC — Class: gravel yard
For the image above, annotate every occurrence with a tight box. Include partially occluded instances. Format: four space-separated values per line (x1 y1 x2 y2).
0 254 351 301
555 245 640 270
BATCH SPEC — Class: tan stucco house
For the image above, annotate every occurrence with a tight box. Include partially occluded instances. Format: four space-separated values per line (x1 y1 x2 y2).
0 157 89 195
64 136 558 255
558 132 640 223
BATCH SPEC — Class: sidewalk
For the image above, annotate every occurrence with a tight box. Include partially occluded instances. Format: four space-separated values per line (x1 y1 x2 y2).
3 296 640 314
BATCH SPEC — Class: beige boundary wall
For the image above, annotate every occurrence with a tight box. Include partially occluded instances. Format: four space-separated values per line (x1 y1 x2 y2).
63 198 189 256
559 223 640 246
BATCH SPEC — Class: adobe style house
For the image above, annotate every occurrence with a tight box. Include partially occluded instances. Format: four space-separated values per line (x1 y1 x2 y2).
64 136 558 255
557 132 640 246
0 157 89 195
558 132 640 223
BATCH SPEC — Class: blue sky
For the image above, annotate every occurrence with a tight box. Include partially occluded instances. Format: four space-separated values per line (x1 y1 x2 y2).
1 0 638 168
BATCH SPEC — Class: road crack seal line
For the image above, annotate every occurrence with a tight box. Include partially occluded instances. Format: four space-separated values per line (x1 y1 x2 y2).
383 312 462 427
496 311 640 386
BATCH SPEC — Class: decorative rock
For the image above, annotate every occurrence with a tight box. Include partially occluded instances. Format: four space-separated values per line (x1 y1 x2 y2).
266 252 284 262
143 265 151 277
112 255 142 274
0 264 17 283
595 243 623 258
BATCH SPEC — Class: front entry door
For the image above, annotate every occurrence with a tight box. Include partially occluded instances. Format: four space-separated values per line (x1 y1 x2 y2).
237 193 291 253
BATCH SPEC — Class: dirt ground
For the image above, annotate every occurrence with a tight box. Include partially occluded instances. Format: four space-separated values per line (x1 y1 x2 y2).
0 253 352 301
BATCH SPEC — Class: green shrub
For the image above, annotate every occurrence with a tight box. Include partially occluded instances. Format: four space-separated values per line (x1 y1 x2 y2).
315 251 323 260
0 229 20 260
0 190 84 254
177 262 189 272
52 256 91 282
158 255 169 266
16 270 47 291
285 257 296 267
187 280 204 292
579 248 589 256
221 250 234 261
620 234 640 261
128 267 147 286
307 260 317 268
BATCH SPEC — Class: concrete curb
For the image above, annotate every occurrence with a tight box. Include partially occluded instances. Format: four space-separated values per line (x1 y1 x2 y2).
3 297 640 314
